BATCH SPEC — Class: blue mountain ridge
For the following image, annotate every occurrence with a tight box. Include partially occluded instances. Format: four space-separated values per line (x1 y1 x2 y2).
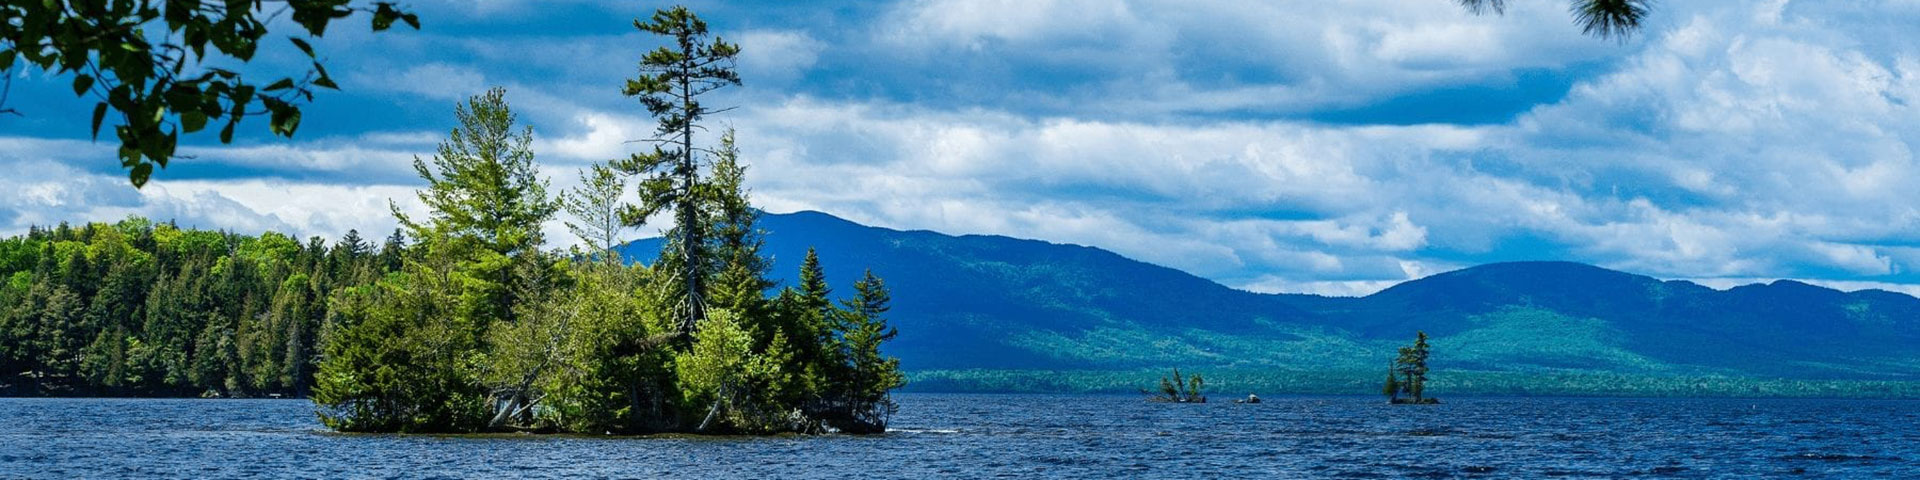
618 211 1920 386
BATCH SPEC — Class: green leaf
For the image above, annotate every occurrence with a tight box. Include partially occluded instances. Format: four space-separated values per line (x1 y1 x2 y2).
180 110 208 133
372 5 397 31
232 85 255 113
72 74 94 95
129 162 152 189
401 13 420 30
0 50 14 70
90 102 109 139
290 37 315 57
310 60 340 90
219 121 236 144
270 106 302 137
264 78 296 91
139 129 167 161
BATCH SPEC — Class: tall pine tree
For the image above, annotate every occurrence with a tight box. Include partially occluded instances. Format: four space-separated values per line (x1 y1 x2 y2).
616 6 741 336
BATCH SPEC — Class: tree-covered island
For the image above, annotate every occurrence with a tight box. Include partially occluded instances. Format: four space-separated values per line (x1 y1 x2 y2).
315 6 909 435
0 6 905 435
1383 331 1438 405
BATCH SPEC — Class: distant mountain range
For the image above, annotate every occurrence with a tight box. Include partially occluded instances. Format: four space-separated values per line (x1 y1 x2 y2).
620 211 1920 395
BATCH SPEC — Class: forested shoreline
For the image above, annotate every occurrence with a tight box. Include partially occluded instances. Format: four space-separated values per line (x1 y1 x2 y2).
0 219 394 398
0 6 907 435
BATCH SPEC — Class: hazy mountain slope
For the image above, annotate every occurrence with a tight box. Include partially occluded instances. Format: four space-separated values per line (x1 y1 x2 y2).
620 211 1920 383
620 211 1322 370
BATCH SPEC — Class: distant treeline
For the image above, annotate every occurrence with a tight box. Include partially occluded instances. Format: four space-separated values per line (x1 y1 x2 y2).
0 218 392 398
907 369 1920 398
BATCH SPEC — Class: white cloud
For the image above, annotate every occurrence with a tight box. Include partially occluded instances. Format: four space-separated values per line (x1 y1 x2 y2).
7 0 1920 299
870 0 1626 116
734 30 825 80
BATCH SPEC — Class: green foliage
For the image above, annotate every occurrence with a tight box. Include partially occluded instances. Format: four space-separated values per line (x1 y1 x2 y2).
1146 368 1205 403
0 0 420 187
1392 331 1433 402
1382 367 1401 399
706 130 774 324
675 309 795 433
834 271 904 422
393 87 558 330
615 5 743 335
562 163 630 262
0 6 908 437
0 216 372 397
311 269 489 433
534 261 675 434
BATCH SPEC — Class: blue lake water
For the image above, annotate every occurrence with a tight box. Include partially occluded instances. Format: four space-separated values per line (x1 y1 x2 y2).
0 394 1915 479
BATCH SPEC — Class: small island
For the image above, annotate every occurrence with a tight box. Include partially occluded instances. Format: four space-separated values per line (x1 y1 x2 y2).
1383 331 1439 405
304 6 909 435
1145 368 1206 403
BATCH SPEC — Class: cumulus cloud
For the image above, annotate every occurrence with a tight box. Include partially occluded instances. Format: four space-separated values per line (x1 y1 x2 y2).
865 0 1624 118
4 0 1919 298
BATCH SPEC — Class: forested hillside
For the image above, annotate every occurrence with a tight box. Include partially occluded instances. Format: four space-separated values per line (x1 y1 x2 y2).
629 210 1920 396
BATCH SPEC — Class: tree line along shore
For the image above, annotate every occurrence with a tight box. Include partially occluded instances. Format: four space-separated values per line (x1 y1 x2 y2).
0 6 904 435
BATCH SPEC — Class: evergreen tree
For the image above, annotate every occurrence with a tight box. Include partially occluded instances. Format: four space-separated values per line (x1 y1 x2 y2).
832 270 904 432
616 6 742 335
338 230 369 258
319 89 557 430
393 87 558 329
312 259 489 433
562 163 630 263
707 130 775 337
1185 372 1204 400
1394 331 1432 403
783 248 836 397
0 6 907 435
378 229 407 273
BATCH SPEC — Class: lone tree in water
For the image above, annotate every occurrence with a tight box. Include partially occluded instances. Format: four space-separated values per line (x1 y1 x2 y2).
1148 368 1206 403
1389 331 1435 404
617 6 742 336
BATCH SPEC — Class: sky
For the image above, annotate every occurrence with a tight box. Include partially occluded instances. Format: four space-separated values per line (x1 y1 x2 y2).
3 0 1920 297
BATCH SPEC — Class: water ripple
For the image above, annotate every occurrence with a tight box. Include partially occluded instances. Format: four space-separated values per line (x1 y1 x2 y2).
0 395 1916 478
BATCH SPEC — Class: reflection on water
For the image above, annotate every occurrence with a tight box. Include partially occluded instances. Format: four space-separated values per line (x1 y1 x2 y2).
0 394 1915 478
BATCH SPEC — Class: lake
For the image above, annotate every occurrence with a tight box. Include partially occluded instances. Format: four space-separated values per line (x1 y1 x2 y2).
0 394 1914 478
